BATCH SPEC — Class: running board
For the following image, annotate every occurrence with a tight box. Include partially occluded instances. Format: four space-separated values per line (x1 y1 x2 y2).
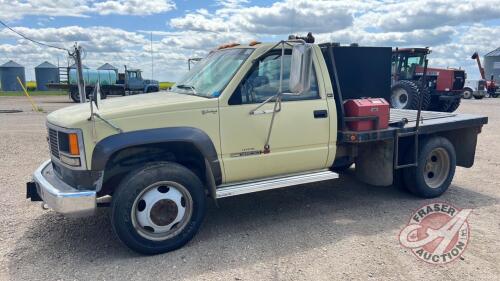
216 170 339 198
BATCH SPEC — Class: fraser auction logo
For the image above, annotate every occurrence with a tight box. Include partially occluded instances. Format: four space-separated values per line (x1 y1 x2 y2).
399 202 472 264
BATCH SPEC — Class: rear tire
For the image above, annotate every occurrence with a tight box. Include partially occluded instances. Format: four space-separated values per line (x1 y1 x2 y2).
403 137 456 198
443 98 461 112
70 90 80 103
111 162 206 255
474 95 484 100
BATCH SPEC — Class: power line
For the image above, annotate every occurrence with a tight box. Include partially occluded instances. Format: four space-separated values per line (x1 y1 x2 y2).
0 19 69 52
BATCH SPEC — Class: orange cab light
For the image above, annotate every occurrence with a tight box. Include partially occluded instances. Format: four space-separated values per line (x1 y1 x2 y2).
249 40 261 46
69 133 80 155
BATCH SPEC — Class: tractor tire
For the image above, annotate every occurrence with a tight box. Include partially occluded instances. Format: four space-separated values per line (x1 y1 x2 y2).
462 88 473 99
111 162 206 255
403 137 456 198
440 98 461 113
417 81 431 110
390 80 428 110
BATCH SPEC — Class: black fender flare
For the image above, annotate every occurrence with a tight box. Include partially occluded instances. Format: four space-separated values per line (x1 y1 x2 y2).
91 127 222 185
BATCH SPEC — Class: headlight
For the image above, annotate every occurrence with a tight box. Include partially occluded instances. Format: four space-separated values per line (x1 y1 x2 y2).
60 154 81 167
58 132 82 166
47 123 86 169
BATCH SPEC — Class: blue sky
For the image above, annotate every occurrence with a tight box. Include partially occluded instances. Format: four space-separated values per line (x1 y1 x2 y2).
1 0 500 81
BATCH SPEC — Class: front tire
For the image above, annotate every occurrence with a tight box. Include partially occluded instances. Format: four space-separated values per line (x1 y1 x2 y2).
390 80 429 110
462 88 473 99
111 162 206 255
403 137 456 198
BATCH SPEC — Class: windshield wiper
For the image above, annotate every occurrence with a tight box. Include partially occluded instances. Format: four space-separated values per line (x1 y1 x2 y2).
176 84 197 95
175 84 210 98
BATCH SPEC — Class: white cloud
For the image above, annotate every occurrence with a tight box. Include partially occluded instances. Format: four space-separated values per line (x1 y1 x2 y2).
0 0 175 20
359 0 500 32
94 0 176 16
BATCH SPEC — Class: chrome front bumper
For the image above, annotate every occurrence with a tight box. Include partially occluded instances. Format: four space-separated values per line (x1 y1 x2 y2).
31 160 96 217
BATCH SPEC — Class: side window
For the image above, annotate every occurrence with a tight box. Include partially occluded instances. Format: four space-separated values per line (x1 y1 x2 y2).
229 51 320 105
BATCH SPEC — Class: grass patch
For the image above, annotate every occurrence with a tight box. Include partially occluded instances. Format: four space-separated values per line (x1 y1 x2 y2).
159 82 175 90
0 90 67 96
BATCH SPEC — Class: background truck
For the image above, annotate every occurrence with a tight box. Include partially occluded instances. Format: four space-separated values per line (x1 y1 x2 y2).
27 38 487 255
462 79 487 99
391 47 465 112
48 66 159 102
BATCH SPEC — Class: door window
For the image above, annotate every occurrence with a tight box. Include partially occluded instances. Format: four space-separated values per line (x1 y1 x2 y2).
229 50 319 105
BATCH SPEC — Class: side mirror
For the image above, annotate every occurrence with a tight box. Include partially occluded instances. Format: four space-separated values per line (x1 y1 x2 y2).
289 43 313 94
92 82 102 109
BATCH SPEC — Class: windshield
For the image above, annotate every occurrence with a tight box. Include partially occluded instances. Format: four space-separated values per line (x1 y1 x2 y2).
172 48 254 98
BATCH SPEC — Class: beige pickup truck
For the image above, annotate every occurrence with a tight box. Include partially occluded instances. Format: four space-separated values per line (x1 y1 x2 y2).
27 39 487 254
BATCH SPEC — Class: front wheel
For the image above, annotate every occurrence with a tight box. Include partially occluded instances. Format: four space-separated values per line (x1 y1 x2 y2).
462 88 473 99
111 162 206 254
403 137 456 198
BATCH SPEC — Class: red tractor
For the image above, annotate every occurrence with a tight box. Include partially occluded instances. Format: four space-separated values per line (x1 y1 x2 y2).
391 47 465 112
471 52 498 98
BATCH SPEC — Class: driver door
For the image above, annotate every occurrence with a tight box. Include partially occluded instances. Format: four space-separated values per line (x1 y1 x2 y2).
218 50 331 183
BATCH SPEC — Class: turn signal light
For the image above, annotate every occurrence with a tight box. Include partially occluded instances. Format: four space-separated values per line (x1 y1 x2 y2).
68 133 80 155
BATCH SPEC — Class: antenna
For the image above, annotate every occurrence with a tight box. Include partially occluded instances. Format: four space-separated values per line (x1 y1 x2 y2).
151 32 154 80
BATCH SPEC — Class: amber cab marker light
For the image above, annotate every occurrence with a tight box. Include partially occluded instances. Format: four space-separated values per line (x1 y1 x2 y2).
249 40 261 46
69 133 80 155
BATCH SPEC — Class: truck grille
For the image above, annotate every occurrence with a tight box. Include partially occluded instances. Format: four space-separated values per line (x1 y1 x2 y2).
48 128 60 159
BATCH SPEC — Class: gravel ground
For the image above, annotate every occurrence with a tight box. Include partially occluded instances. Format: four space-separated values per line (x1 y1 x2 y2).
0 96 499 281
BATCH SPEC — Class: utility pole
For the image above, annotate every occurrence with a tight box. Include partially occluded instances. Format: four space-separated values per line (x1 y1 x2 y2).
74 44 86 103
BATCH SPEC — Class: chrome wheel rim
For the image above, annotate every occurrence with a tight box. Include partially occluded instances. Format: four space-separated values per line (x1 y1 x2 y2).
391 88 409 108
131 181 193 241
424 148 450 189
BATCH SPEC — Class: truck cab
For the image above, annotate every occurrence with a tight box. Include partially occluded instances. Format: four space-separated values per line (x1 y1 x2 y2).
26 39 487 255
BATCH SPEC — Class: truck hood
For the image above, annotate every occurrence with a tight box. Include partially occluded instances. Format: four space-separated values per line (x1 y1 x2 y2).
47 92 214 128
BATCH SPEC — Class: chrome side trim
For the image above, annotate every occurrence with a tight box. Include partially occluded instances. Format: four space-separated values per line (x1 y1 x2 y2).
33 159 96 217
216 170 338 198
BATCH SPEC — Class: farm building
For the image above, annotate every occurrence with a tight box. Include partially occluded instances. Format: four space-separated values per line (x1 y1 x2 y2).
35 61 59 91
484 47 500 81
0 60 26 91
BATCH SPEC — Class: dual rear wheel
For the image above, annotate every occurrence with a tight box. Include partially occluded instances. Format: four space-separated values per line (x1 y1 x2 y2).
399 136 456 198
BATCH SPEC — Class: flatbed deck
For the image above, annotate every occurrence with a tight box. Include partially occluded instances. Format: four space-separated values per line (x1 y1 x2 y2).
339 109 488 143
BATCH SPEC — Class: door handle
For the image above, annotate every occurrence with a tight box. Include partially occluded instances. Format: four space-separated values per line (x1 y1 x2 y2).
313 110 328 119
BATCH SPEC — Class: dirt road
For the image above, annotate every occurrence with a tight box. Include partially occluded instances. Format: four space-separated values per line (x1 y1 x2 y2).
0 96 498 280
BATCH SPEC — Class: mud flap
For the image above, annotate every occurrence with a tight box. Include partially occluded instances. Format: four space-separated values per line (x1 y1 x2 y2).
355 139 394 186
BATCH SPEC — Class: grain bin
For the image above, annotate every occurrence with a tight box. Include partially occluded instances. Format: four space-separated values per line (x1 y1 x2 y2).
35 61 59 91
69 63 89 69
98 63 118 72
0 60 25 91
484 47 500 81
